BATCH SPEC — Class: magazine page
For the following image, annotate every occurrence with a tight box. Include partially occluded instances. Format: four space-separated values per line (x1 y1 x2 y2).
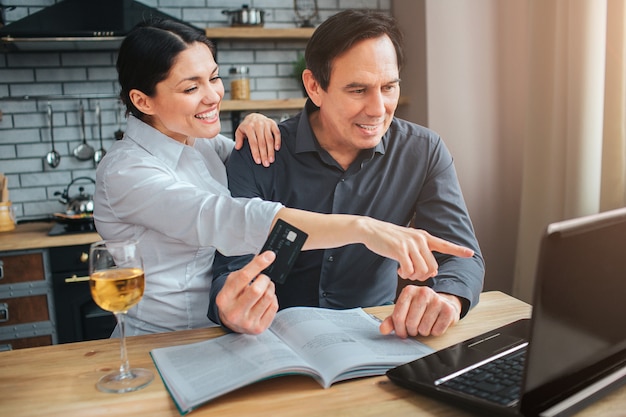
151 306 435 414
270 307 434 387
151 329 315 414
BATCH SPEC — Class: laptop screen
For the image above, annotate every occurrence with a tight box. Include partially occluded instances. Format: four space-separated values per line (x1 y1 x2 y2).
523 209 626 406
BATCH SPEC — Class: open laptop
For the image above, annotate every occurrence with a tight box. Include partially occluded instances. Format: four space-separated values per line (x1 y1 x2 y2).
387 208 626 417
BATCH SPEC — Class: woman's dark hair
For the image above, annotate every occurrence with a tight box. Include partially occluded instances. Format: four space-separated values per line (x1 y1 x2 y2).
305 9 404 91
116 19 215 120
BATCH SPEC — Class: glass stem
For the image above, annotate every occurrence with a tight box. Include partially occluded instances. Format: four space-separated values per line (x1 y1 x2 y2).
115 312 133 379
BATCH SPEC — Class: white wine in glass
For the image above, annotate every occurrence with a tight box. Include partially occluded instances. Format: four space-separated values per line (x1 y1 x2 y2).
89 240 153 393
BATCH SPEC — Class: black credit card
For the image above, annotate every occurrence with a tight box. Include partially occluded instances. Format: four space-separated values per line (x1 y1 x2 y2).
260 219 308 284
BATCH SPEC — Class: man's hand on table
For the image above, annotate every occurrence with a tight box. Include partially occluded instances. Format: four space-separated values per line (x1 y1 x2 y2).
379 286 462 338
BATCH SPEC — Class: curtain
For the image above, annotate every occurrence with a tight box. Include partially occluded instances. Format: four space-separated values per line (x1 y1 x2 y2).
513 0 626 302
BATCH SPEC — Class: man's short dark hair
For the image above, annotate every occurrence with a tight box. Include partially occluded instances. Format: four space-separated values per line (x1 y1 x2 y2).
305 9 405 91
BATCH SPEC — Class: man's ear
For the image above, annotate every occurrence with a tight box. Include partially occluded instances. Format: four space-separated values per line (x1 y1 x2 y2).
302 69 322 107
129 89 154 115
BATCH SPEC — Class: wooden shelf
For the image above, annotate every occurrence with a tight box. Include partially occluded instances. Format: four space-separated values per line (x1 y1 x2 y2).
221 96 409 112
205 27 315 40
221 98 307 112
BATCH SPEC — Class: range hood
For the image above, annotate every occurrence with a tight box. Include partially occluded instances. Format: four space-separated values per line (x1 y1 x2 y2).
0 0 201 52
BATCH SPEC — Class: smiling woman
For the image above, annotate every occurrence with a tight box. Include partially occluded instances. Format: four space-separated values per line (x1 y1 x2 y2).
94 19 286 336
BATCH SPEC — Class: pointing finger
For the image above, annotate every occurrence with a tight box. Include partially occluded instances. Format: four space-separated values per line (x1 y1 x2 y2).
427 235 474 258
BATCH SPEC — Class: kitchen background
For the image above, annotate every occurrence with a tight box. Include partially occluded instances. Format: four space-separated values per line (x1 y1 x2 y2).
2 0 555 301
0 0 391 221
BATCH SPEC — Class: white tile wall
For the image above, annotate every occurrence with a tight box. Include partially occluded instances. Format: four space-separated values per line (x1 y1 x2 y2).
0 0 390 219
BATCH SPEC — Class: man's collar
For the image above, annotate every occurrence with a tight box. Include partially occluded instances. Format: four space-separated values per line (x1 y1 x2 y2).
294 99 321 154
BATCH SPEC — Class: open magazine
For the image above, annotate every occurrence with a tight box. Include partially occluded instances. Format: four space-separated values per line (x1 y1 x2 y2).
150 306 434 415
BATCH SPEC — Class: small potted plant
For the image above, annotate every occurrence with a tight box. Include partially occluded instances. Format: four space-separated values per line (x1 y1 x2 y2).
292 53 308 97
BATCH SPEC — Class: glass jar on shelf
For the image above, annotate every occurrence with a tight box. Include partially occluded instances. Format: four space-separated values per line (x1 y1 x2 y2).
229 66 250 100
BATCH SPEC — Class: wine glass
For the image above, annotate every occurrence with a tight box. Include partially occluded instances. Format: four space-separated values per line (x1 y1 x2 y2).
89 239 154 393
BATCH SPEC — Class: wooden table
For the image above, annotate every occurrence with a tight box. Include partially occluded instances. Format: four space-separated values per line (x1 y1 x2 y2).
0 291 623 416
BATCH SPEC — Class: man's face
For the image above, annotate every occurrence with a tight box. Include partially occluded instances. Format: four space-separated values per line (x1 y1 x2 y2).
312 35 400 156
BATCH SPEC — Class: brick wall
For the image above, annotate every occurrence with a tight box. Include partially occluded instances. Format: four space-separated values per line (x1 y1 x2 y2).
0 0 391 219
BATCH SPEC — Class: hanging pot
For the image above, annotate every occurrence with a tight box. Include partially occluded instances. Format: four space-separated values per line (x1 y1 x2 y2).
222 5 266 27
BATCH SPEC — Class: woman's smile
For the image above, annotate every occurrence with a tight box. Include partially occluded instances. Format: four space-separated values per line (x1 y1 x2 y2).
195 108 219 122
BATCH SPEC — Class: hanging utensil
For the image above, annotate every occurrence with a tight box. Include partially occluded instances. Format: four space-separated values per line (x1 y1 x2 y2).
72 100 95 161
93 102 106 164
45 102 61 168
114 100 125 140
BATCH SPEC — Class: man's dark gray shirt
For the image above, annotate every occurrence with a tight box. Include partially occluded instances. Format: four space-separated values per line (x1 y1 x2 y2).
209 101 484 324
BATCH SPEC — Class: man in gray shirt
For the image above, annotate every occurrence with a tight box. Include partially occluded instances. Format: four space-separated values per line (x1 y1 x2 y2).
210 9 484 338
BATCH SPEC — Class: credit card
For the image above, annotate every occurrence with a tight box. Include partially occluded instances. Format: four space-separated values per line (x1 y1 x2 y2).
259 219 308 284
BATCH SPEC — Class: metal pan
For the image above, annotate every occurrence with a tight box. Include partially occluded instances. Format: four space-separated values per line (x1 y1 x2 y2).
52 212 94 225
222 5 266 26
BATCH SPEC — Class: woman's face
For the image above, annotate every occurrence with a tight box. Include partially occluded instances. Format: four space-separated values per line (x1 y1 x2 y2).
137 42 224 144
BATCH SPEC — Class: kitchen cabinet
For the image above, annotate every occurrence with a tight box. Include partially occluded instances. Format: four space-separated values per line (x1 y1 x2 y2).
49 244 115 344
0 223 105 350
0 250 55 350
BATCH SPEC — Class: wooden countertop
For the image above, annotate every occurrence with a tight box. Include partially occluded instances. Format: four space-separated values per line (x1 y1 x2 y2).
0 222 101 252
0 291 622 417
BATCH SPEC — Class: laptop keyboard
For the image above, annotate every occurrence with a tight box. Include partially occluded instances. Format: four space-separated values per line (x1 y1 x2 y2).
439 346 527 406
